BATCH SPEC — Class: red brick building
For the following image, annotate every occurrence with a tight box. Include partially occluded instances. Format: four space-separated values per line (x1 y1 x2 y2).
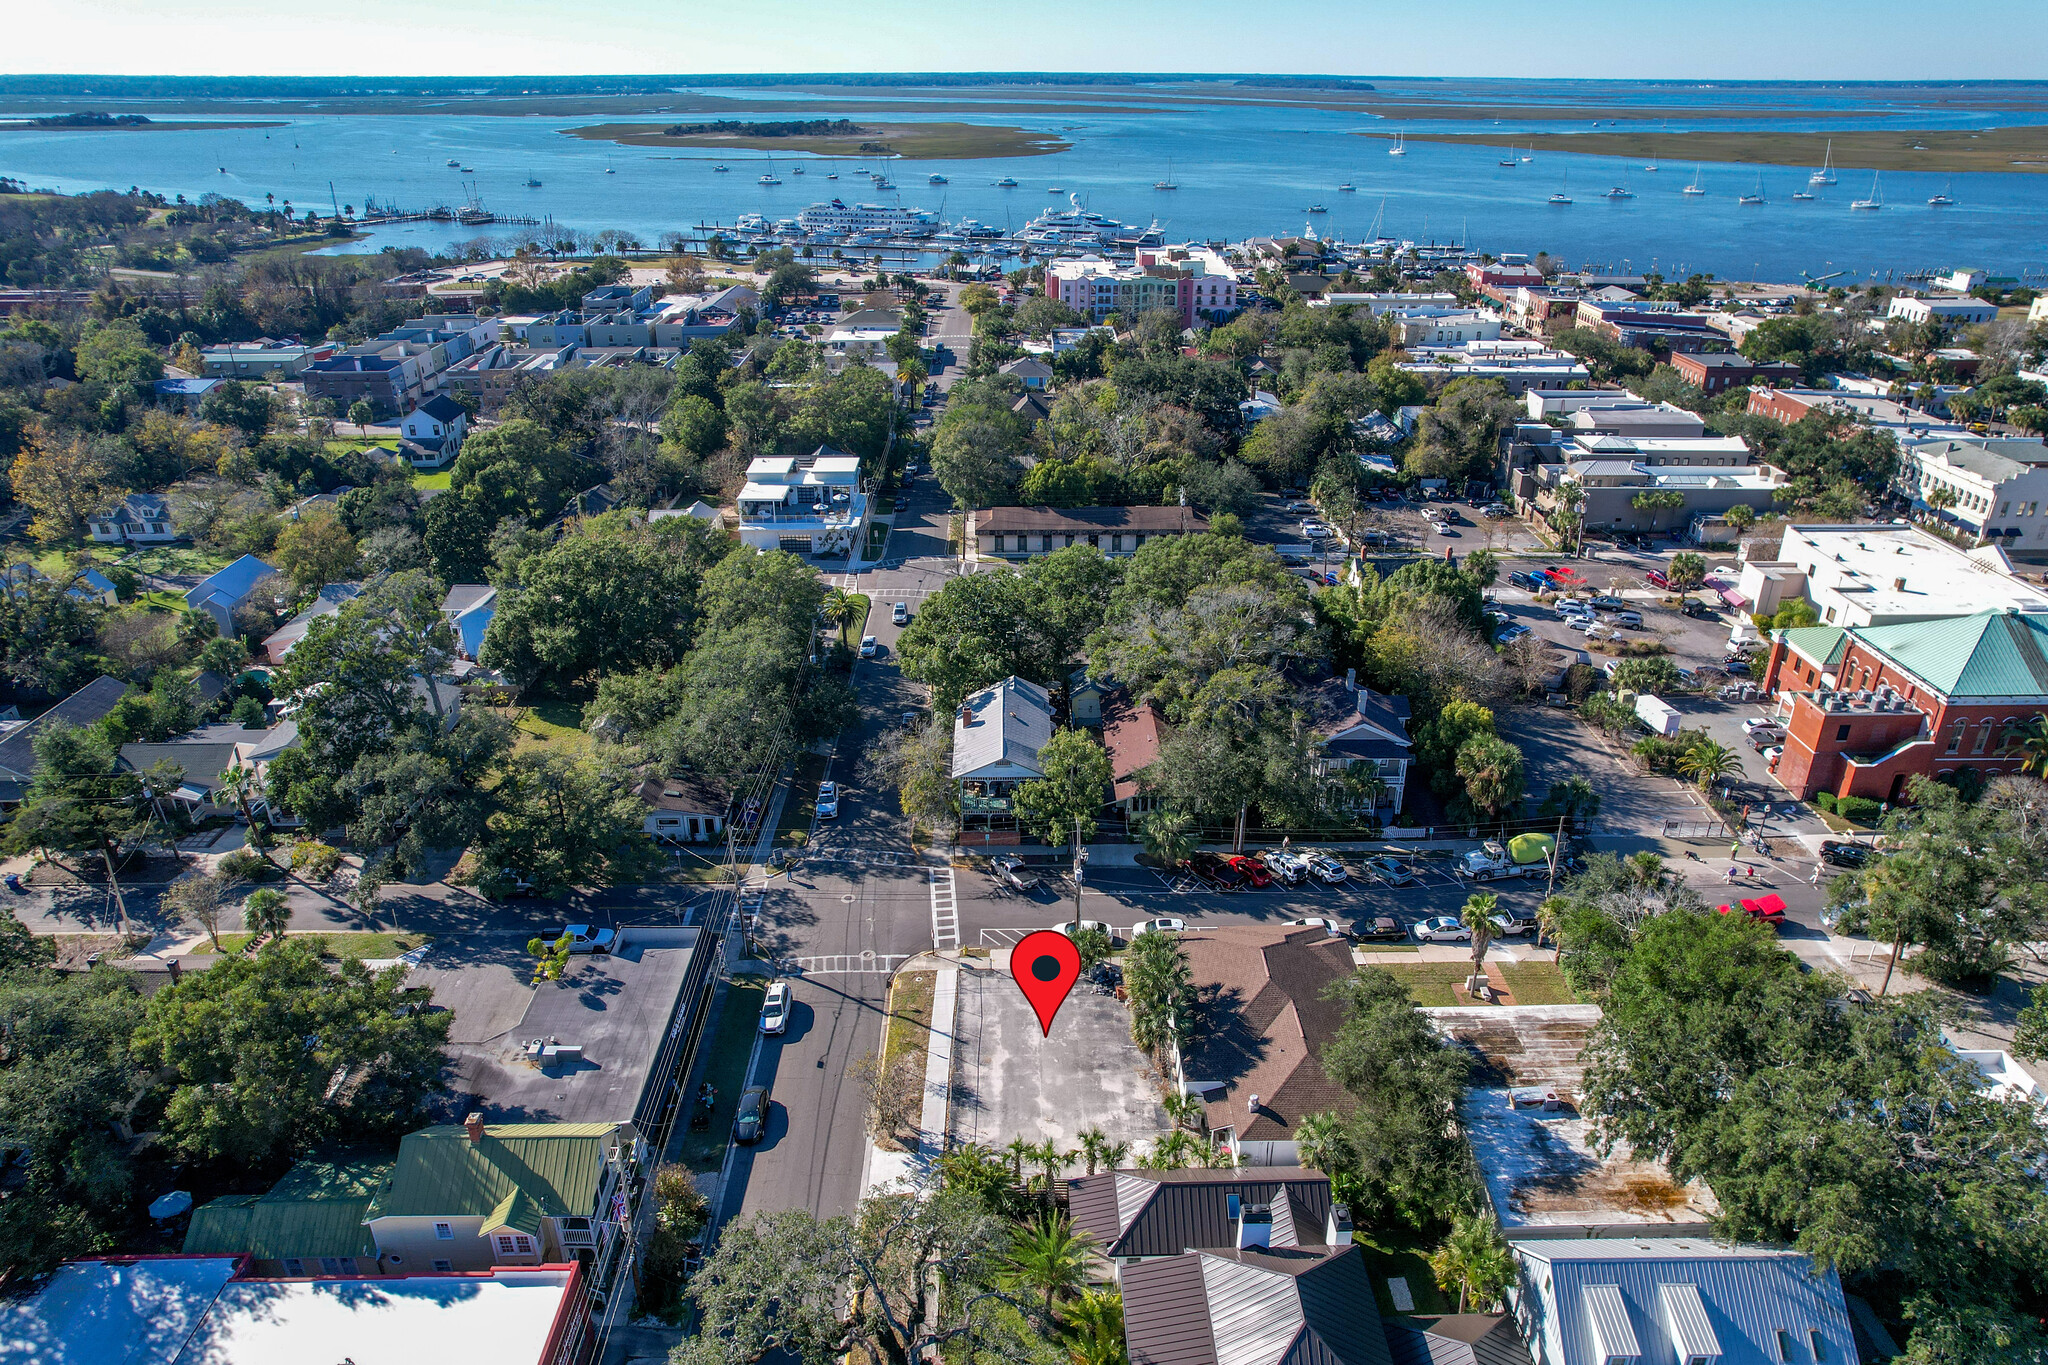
1669 352 1801 397
1761 609 2048 802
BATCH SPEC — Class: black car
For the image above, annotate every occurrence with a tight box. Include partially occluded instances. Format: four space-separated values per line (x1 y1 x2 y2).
1348 915 1407 943
1509 571 1543 591
1186 852 1245 890
1680 598 1717 618
1819 840 1872 868
1723 658 1753 676
733 1085 772 1145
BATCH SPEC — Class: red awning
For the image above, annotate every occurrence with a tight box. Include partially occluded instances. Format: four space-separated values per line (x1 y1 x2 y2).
1738 898 1762 914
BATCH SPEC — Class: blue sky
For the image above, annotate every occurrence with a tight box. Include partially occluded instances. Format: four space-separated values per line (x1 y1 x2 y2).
11 0 2047 80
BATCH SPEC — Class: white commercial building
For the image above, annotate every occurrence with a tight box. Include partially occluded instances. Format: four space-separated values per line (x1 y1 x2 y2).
1898 436 2048 552
1310 291 1459 314
1737 522 2048 627
1390 309 1502 347
734 447 869 557
1397 339 1589 393
1887 293 1998 326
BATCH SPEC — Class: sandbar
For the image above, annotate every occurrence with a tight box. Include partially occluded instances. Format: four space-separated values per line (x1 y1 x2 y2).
1355 126 2048 174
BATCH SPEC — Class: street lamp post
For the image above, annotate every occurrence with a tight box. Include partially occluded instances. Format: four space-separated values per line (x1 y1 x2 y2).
1071 814 1089 931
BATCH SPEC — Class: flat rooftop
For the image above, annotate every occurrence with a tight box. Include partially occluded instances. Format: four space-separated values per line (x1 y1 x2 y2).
1774 523 2048 619
1429 1006 1720 1239
409 927 700 1126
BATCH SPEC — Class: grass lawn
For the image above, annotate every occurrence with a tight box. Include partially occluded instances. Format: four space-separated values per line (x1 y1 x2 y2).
1356 1232 1451 1318
135 589 187 611
515 699 593 755
1497 960 1576 1005
884 970 937 1069
411 470 454 491
864 521 891 558
676 978 767 1171
117 545 233 578
1372 960 1494 1008
774 751 831 848
665 847 735 884
210 931 431 959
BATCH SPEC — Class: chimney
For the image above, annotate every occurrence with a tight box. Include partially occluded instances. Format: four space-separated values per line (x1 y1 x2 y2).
959 703 974 726
1894 577 1907 592
464 1111 485 1143
1345 667 1357 692
1326 1203 1353 1246
1232 1196 1273 1249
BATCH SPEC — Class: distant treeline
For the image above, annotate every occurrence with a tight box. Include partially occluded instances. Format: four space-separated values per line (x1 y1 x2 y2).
27 111 152 127
1233 78 1377 92
0 73 1383 98
661 119 864 137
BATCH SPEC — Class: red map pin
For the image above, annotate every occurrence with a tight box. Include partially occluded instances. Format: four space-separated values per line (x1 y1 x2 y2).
1011 930 1082 1037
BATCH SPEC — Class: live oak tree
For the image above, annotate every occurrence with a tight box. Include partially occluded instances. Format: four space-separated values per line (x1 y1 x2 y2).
135 939 450 1166
271 508 360 593
1013 728 1114 849
674 1191 1043 1365
481 752 655 897
2 723 146 929
9 429 124 544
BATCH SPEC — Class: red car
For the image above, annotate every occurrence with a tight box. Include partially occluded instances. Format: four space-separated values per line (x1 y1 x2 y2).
1226 855 1272 888
1718 894 1787 931
1645 569 1670 590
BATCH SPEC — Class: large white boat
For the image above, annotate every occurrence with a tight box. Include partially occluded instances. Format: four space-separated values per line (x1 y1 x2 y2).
795 198 937 237
1019 196 1136 245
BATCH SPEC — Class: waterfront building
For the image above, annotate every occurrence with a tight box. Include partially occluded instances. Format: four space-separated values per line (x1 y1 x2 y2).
1887 293 1999 327
1044 246 1237 327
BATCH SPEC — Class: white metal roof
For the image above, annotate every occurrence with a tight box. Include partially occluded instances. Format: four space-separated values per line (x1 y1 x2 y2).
179 1269 575 1363
951 676 1054 779
746 456 797 477
1583 1284 1640 1362
1658 1282 1721 1361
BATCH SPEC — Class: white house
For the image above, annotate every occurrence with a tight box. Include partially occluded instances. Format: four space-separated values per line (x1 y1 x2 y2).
637 774 728 844
735 447 868 557
953 675 1054 847
88 492 177 545
399 394 470 469
1509 1240 1859 1365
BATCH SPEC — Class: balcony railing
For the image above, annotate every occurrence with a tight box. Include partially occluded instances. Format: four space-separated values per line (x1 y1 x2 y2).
739 502 859 529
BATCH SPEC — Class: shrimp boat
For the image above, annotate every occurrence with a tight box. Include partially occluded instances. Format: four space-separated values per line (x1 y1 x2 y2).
1810 141 1837 186
1849 172 1884 210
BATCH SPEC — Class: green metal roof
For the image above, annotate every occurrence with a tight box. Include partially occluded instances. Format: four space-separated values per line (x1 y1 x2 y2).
1854 609 2048 698
1780 625 1849 670
182 1155 390 1261
368 1122 622 1223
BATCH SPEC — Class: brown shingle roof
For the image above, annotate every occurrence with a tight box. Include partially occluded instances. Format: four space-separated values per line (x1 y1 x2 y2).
973 505 1208 535
1179 926 1357 1140
1103 697 1168 801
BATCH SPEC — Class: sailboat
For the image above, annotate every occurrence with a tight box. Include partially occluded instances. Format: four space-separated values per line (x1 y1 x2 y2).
1549 171 1572 205
524 172 542 188
758 153 781 186
1643 150 1659 171
1739 172 1765 205
712 163 729 172
1388 130 1407 156
1792 185 1815 201
1519 149 1533 162
1683 165 1706 196
1809 141 1837 186
1337 182 1356 192
1499 146 1517 167
1604 173 1634 200
1154 159 1178 190
1850 172 1883 210
1927 179 1956 207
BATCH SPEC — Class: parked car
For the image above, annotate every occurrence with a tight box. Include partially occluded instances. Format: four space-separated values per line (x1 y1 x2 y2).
859 635 878 658
993 855 1043 893
1227 854 1272 888
1482 504 1510 518
892 601 909 625
1349 915 1407 942
1187 851 1244 890
1414 916 1472 943
557 925 616 954
759 980 791 1034
1614 611 1643 628
1258 849 1309 885
1509 571 1544 591
1057 919 1117 940
1301 520 1332 539
1819 840 1872 868
733 1085 772 1144
1489 906 1540 937
1363 856 1416 886
1299 849 1348 884
1680 598 1716 619
1284 917 1342 936
1644 569 1670 590
1131 917 1187 938
1723 658 1753 677
1762 745 1784 766
816 781 839 819
1741 716 1781 735
1748 730 1785 752
1589 596 1627 613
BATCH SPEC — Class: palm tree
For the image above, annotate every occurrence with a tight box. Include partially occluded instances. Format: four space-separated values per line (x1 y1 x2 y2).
1077 1126 1112 1176
1138 809 1195 869
1003 1213 1096 1319
1143 1128 1202 1171
1160 1089 1205 1132
2005 714 2048 776
1034 1140 1075 1199
822 588 865 647
1292 1111 1355 1177
1427 1213 1516 1313
1059 1288 1129 1365
1004 1136 1037 1188
1462 891 1497 993
242 887 290 945
217 765 275 862
1535 894 1572 951
1677 739 1742 792
1625 851 1666 888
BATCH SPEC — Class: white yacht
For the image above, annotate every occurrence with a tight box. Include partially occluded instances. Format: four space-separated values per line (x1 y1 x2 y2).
1810 141 1837 186
796 199 936 237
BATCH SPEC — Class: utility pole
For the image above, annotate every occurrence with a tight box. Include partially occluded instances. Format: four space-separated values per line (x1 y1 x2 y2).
1070 813 1088 930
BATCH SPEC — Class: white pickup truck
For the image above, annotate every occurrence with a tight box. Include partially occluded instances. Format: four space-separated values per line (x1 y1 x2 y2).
1459 841 1537 883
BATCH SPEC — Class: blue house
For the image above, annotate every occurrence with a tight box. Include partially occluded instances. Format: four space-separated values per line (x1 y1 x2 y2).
185 555 280 638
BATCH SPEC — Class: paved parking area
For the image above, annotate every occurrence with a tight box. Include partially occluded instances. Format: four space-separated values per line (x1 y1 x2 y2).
948 954 1168 1154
